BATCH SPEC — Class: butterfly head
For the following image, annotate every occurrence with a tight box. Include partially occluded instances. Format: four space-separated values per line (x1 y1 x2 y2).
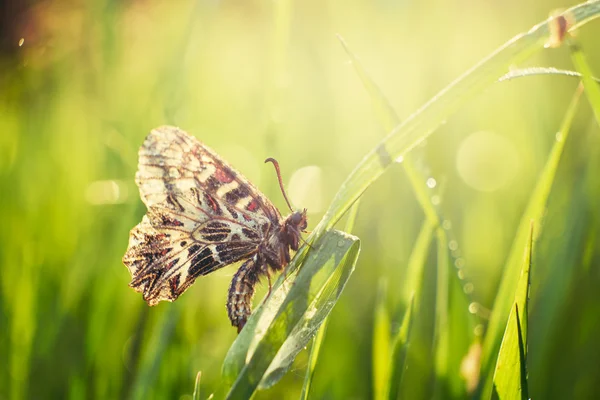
285 208 308 250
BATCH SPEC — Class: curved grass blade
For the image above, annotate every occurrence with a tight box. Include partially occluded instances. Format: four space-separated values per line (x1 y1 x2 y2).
492 224 532 400
300 200 361 400
479 82 584 399
313 3 600 237
222 230 360 398
339 36 479 397
499 67 600 84
568 38 600 126
388 294 415 400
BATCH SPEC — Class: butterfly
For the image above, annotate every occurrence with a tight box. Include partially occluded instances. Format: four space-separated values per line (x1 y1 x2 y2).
122 126 307 332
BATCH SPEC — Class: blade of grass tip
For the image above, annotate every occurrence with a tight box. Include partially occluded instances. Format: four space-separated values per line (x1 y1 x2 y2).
373 279 391 400
492 304 528 400
388 294 415 400
568 37 600 126
223 230 360 398
313 3 600 239
479 82 584 399
192 371 201 400
300 200 361 400
491 223 533 400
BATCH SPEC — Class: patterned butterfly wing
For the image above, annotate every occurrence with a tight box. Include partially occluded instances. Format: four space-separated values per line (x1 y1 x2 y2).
135 125 281 223
123 126 277 305
123 188 267 305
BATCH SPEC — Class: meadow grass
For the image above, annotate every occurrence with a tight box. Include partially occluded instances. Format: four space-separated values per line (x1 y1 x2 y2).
1 1 600 399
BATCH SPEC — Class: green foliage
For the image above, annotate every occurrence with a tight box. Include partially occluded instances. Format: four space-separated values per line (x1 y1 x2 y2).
1 1 600 400
492 224 533 400
222 230 360 397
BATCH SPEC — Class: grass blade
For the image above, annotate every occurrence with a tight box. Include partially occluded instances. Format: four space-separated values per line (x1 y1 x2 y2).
492 224 532 400
313 3 600 237
479 81 584 398
568 38 600 126
192 372 202 400
373 279 391 400
300 200 361 399
222 230 360 398
388 294 415 400
299 316 330 400
492 304 528 400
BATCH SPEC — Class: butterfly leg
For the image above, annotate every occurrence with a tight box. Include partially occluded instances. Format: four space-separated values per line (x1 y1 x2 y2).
266 270 273 298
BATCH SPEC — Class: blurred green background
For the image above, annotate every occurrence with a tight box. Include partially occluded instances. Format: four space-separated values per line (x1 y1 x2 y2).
1 0 600 399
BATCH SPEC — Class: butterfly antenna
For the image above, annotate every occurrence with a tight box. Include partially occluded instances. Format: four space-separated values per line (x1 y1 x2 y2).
265 157 294 212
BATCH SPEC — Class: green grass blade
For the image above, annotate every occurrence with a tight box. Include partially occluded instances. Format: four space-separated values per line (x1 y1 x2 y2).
192 372 201 400
388 294 415 400
222 230 360 398
300 200 361 400
499 67 600 84
373 279 391 400
479 81 584 398
313 3 600 237
492 304 528 400
337 38 480 398
492 222 533 400
432 230 450 399
395 219 436 398
299 315 330 400
568 38 600 126
129 307 180 400
403 221 435 306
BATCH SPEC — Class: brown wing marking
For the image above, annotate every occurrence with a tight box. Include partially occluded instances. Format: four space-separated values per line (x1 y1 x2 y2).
135 126 280 222
123 216 259 305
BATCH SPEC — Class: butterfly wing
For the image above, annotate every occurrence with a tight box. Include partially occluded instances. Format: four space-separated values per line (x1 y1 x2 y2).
123 189 265 305
123 125 279 305
135 125 281 223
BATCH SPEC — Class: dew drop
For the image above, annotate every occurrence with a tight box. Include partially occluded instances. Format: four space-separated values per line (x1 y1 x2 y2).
448 240 458 251
431 195 441 205
426 177 437 188
474 324 484 337
555 132 563 142
395 155 404 163
18 38 24 47
464 283 474 294
468 301 478 313
442 220 452 230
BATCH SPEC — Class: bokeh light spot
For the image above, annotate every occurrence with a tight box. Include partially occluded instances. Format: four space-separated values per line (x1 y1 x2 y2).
288 166 323 213
456 131 519 192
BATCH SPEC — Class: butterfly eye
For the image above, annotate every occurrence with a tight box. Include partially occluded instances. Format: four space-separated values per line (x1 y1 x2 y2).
290 211 303 225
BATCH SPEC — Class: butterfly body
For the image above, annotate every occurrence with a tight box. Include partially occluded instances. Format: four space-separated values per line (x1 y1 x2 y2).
123 126 306 331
